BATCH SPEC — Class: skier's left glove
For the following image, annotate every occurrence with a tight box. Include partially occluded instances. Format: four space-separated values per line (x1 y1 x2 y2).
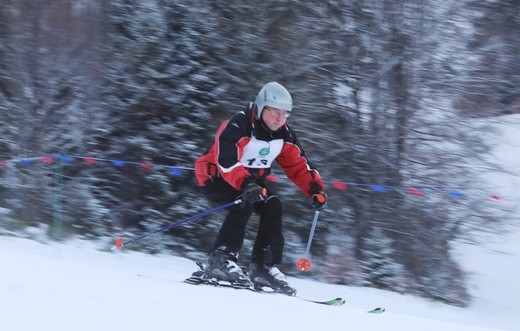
310 181 327 211
312 192 327 211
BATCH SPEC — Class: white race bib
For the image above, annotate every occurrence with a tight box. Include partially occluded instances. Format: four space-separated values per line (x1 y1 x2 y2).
240 136 283 168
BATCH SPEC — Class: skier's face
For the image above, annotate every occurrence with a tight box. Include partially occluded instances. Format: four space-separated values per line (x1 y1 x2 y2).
262 106 289 131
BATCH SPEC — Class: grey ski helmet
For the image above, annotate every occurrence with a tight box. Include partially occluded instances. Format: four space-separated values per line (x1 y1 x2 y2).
254 82 293 120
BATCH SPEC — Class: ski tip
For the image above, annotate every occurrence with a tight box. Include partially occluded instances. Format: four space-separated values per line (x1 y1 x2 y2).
368 307 385 314
326 298 345 306
115 237 123 249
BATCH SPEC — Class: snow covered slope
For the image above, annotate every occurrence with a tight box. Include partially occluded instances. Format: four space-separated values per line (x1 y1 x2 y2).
1 235 517 331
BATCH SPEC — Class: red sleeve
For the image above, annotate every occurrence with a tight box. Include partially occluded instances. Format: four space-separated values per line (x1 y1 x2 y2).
276 142 325 198
214 115 252 191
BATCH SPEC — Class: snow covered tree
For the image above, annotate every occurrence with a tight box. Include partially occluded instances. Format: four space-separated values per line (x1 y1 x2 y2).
359 227 405 292
88 0 226 253
0 1 108 236
453 0 520 116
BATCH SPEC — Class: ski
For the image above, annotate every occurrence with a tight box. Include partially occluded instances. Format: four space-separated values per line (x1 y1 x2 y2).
298 296 345 306
184 263 345 306
138 271 372 309
368 307 385 314
184 273 345 306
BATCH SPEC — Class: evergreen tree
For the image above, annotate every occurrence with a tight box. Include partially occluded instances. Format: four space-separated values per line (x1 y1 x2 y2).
360 227 405 291
92 0 221 253
0 1 107 234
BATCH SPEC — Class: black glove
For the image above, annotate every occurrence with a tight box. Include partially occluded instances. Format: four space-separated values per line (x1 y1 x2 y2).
312 192 327 211
241 182 267 207
310 181 327 211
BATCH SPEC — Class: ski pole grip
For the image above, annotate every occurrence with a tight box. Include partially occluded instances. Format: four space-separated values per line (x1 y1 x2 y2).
315 193 325 203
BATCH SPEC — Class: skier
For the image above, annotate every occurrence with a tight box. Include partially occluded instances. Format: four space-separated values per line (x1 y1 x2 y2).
194 82 327 294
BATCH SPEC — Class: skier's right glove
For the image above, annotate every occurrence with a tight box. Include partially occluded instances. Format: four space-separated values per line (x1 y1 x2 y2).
241 182 267 207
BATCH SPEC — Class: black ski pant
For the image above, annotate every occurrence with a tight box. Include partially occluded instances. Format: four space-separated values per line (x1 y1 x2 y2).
201 177 284 265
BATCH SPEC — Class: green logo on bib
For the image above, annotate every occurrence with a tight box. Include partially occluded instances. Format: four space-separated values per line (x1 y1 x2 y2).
259 147 270 156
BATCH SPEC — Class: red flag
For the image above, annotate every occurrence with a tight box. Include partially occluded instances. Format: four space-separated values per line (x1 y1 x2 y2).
139 163 153 171
84 157 97 164
408 188 423 196
40 156 55 164
331 181 348 190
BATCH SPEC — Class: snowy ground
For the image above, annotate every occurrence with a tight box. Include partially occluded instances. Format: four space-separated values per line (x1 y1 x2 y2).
2 115 519 331
1 231 518 331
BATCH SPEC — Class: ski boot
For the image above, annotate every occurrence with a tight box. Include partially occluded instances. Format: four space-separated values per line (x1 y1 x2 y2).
203 246 252 288
249 262 296 295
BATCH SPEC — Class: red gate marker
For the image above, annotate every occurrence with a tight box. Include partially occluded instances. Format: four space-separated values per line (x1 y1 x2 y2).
115 237 123 249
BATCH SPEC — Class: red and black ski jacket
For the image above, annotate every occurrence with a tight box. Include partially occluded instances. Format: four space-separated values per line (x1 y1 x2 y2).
194 104 325 198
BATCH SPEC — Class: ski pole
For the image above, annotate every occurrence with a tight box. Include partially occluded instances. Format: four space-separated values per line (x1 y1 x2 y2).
296 210 320 272
114 199 242 249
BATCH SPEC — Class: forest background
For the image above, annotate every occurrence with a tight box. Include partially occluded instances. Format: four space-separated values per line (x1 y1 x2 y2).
1 0 519 307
